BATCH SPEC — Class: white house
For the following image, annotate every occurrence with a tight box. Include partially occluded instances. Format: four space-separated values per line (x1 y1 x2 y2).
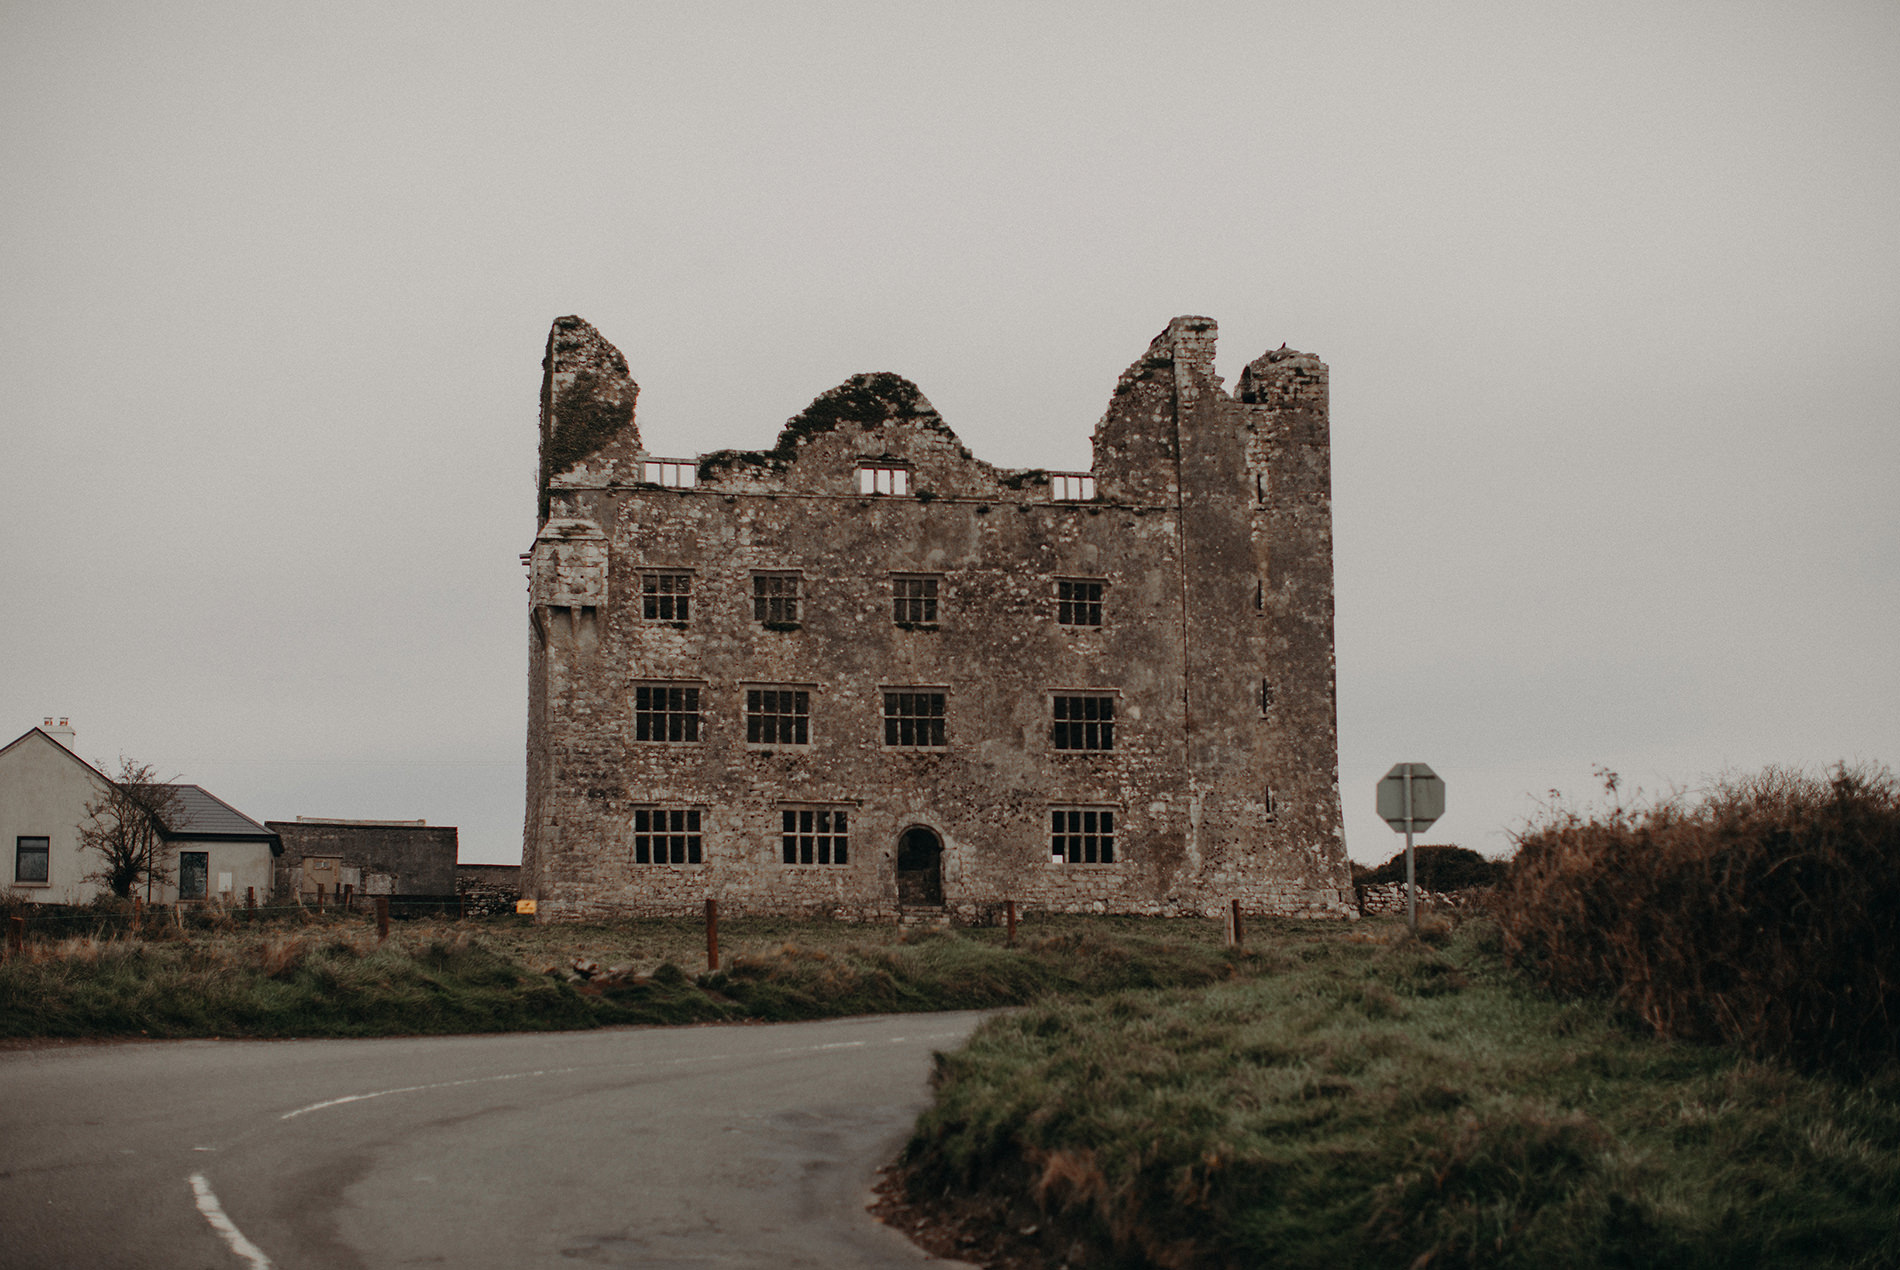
0 723 280 905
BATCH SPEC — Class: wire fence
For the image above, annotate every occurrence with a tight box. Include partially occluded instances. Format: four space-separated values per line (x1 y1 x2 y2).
1 891 523 954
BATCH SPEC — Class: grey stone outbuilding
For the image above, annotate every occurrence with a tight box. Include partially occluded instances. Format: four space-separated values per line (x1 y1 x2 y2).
523 316 1353 922
266 818 458 902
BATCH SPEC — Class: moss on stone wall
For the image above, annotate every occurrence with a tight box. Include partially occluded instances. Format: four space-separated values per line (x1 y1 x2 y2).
699 373 959 479
542 370 634 492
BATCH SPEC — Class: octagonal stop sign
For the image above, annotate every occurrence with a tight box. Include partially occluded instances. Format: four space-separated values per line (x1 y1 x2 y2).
1377 763 1445 833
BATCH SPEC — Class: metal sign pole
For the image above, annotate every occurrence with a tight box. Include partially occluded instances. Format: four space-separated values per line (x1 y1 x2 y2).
1377 762 1444 937
1404 768 1416 932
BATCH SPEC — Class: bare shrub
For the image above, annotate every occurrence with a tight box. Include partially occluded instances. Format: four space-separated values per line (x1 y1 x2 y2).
1496 763 1900 1070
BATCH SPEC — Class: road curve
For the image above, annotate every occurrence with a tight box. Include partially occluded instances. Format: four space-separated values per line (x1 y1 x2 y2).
0 1012 988 1268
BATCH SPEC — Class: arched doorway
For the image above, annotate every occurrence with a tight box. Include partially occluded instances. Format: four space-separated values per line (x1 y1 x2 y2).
896 826 943 907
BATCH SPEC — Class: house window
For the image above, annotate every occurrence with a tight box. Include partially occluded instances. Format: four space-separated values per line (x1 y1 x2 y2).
178 851 209 900
633 683 702 742
632 807 702 864
641 572 691 622
884 691 946 748
14 836 48 884
857 465 910 495
781 807 848 864
1050 472 1096 501
1052 694 1115 750
1056 579 1104 627
746 687 811 745
1051 808 1115 863
892 575 939 626
753 573 801 627
642 459 697 488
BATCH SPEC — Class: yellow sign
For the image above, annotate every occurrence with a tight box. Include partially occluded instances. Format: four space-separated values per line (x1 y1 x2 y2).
515 899 538 915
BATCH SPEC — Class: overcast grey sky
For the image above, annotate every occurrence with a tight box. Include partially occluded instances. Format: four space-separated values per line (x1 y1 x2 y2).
4 2 1895 865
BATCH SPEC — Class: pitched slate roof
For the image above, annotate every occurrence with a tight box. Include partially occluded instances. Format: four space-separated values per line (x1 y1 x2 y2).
157 784 280 845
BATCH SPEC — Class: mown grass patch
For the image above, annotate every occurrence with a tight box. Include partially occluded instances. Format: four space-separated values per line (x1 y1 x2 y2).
896 919 1900 1268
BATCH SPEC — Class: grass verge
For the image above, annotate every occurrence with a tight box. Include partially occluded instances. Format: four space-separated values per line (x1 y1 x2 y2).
0 911 1255 1039
892 918 1900 1269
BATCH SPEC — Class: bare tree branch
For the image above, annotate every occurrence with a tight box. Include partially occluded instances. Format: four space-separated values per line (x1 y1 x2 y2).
79 759 184 900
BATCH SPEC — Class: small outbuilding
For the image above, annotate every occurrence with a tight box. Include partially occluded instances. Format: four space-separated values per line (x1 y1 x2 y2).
266 818 459 903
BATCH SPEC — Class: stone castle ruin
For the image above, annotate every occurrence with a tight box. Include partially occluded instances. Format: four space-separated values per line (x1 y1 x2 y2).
523 315 1352 921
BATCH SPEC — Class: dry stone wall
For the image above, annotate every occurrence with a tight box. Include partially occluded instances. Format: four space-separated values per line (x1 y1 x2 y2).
523 317 1353 922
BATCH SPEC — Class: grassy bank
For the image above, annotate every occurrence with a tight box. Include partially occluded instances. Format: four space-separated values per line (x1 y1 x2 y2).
894 918 1900 1269
0 910 1257 1039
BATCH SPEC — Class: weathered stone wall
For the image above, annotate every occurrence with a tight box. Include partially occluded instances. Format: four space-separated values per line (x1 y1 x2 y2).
456 863 522 916
1357 882 1495 915
523 316 1352 921
266 821 458 899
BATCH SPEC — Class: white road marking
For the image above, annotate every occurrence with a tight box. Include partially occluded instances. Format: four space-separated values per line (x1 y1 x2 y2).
189 1173 273 1269
277 1025 972 1121
279 1067 580 1119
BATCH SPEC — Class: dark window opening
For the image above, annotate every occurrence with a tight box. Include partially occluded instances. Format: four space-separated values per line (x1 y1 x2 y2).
15 836 49 884
884 692 947 747
633 807 702 864
178 851 208 900
781 808 848 864
1056 579 1104 627
753 574 801 626
893 576 939 625
634 683 702 742
746 688 810 745
1260 678 1274 712
642 572 691 622
1052 695 1115 750
1051 808 1116 864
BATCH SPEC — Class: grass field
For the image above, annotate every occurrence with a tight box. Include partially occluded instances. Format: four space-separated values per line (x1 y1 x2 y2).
0 907 1258 1039
892 916 1900 1269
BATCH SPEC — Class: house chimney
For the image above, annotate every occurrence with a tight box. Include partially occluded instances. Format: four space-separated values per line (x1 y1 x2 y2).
44 717 76 751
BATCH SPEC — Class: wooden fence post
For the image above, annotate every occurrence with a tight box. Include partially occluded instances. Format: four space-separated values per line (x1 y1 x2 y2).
705 898 719 971
1231 899 1244 948
1006 899 1017 947
245 886 255 911
376 895 390 942
7 916 23 958
343 883 354 912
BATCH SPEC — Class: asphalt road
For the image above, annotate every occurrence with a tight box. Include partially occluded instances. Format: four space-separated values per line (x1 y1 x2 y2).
0 1012 988 1268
